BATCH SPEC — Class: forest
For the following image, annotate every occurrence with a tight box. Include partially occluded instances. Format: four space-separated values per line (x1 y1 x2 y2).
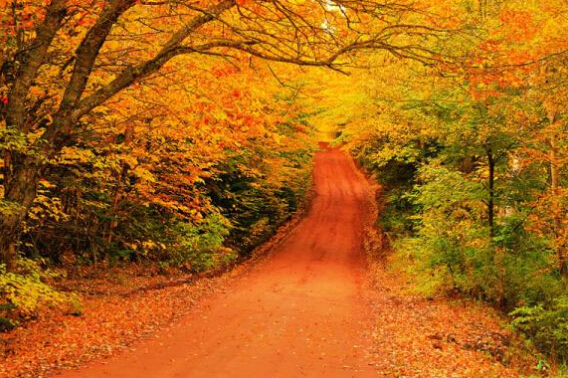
1 0 568 376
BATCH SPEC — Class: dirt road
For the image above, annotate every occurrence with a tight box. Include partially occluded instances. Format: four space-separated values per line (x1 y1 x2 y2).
58 146 377 378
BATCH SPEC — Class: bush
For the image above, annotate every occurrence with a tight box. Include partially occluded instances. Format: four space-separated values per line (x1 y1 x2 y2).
511 296 568 363
168 213 237 273
0 258 81 327
397 165 496 295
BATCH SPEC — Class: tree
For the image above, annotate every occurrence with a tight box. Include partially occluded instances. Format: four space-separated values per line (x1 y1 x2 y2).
0 0 452 269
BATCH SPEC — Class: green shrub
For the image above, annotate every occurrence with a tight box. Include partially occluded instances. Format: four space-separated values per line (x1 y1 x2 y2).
511 296 568 363
0 258 81 326
378 188 415 237
397 165 496 295
169 212 237 273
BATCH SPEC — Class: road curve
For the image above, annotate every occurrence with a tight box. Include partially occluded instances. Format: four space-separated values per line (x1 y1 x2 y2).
57 146 377 378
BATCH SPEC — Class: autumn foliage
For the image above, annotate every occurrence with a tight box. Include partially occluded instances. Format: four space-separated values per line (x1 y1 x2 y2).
334 0 568 364
1 0 568 372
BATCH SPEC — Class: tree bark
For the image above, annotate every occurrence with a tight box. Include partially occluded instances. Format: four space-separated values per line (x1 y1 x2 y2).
5 0 67 131
550 136 567 277
1 0 67 269
486 145 495 238
0 162 42 269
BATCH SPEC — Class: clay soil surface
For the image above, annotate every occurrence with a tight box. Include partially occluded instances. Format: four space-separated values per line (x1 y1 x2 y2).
56 146 378 378
4 147 542 378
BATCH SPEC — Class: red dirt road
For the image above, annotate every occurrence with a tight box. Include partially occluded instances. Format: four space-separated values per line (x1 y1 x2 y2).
57 147 377 378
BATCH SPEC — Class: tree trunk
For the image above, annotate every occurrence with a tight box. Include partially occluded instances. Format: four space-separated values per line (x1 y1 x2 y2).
486 145 495 238
550 136 567 277
0 159 42 270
